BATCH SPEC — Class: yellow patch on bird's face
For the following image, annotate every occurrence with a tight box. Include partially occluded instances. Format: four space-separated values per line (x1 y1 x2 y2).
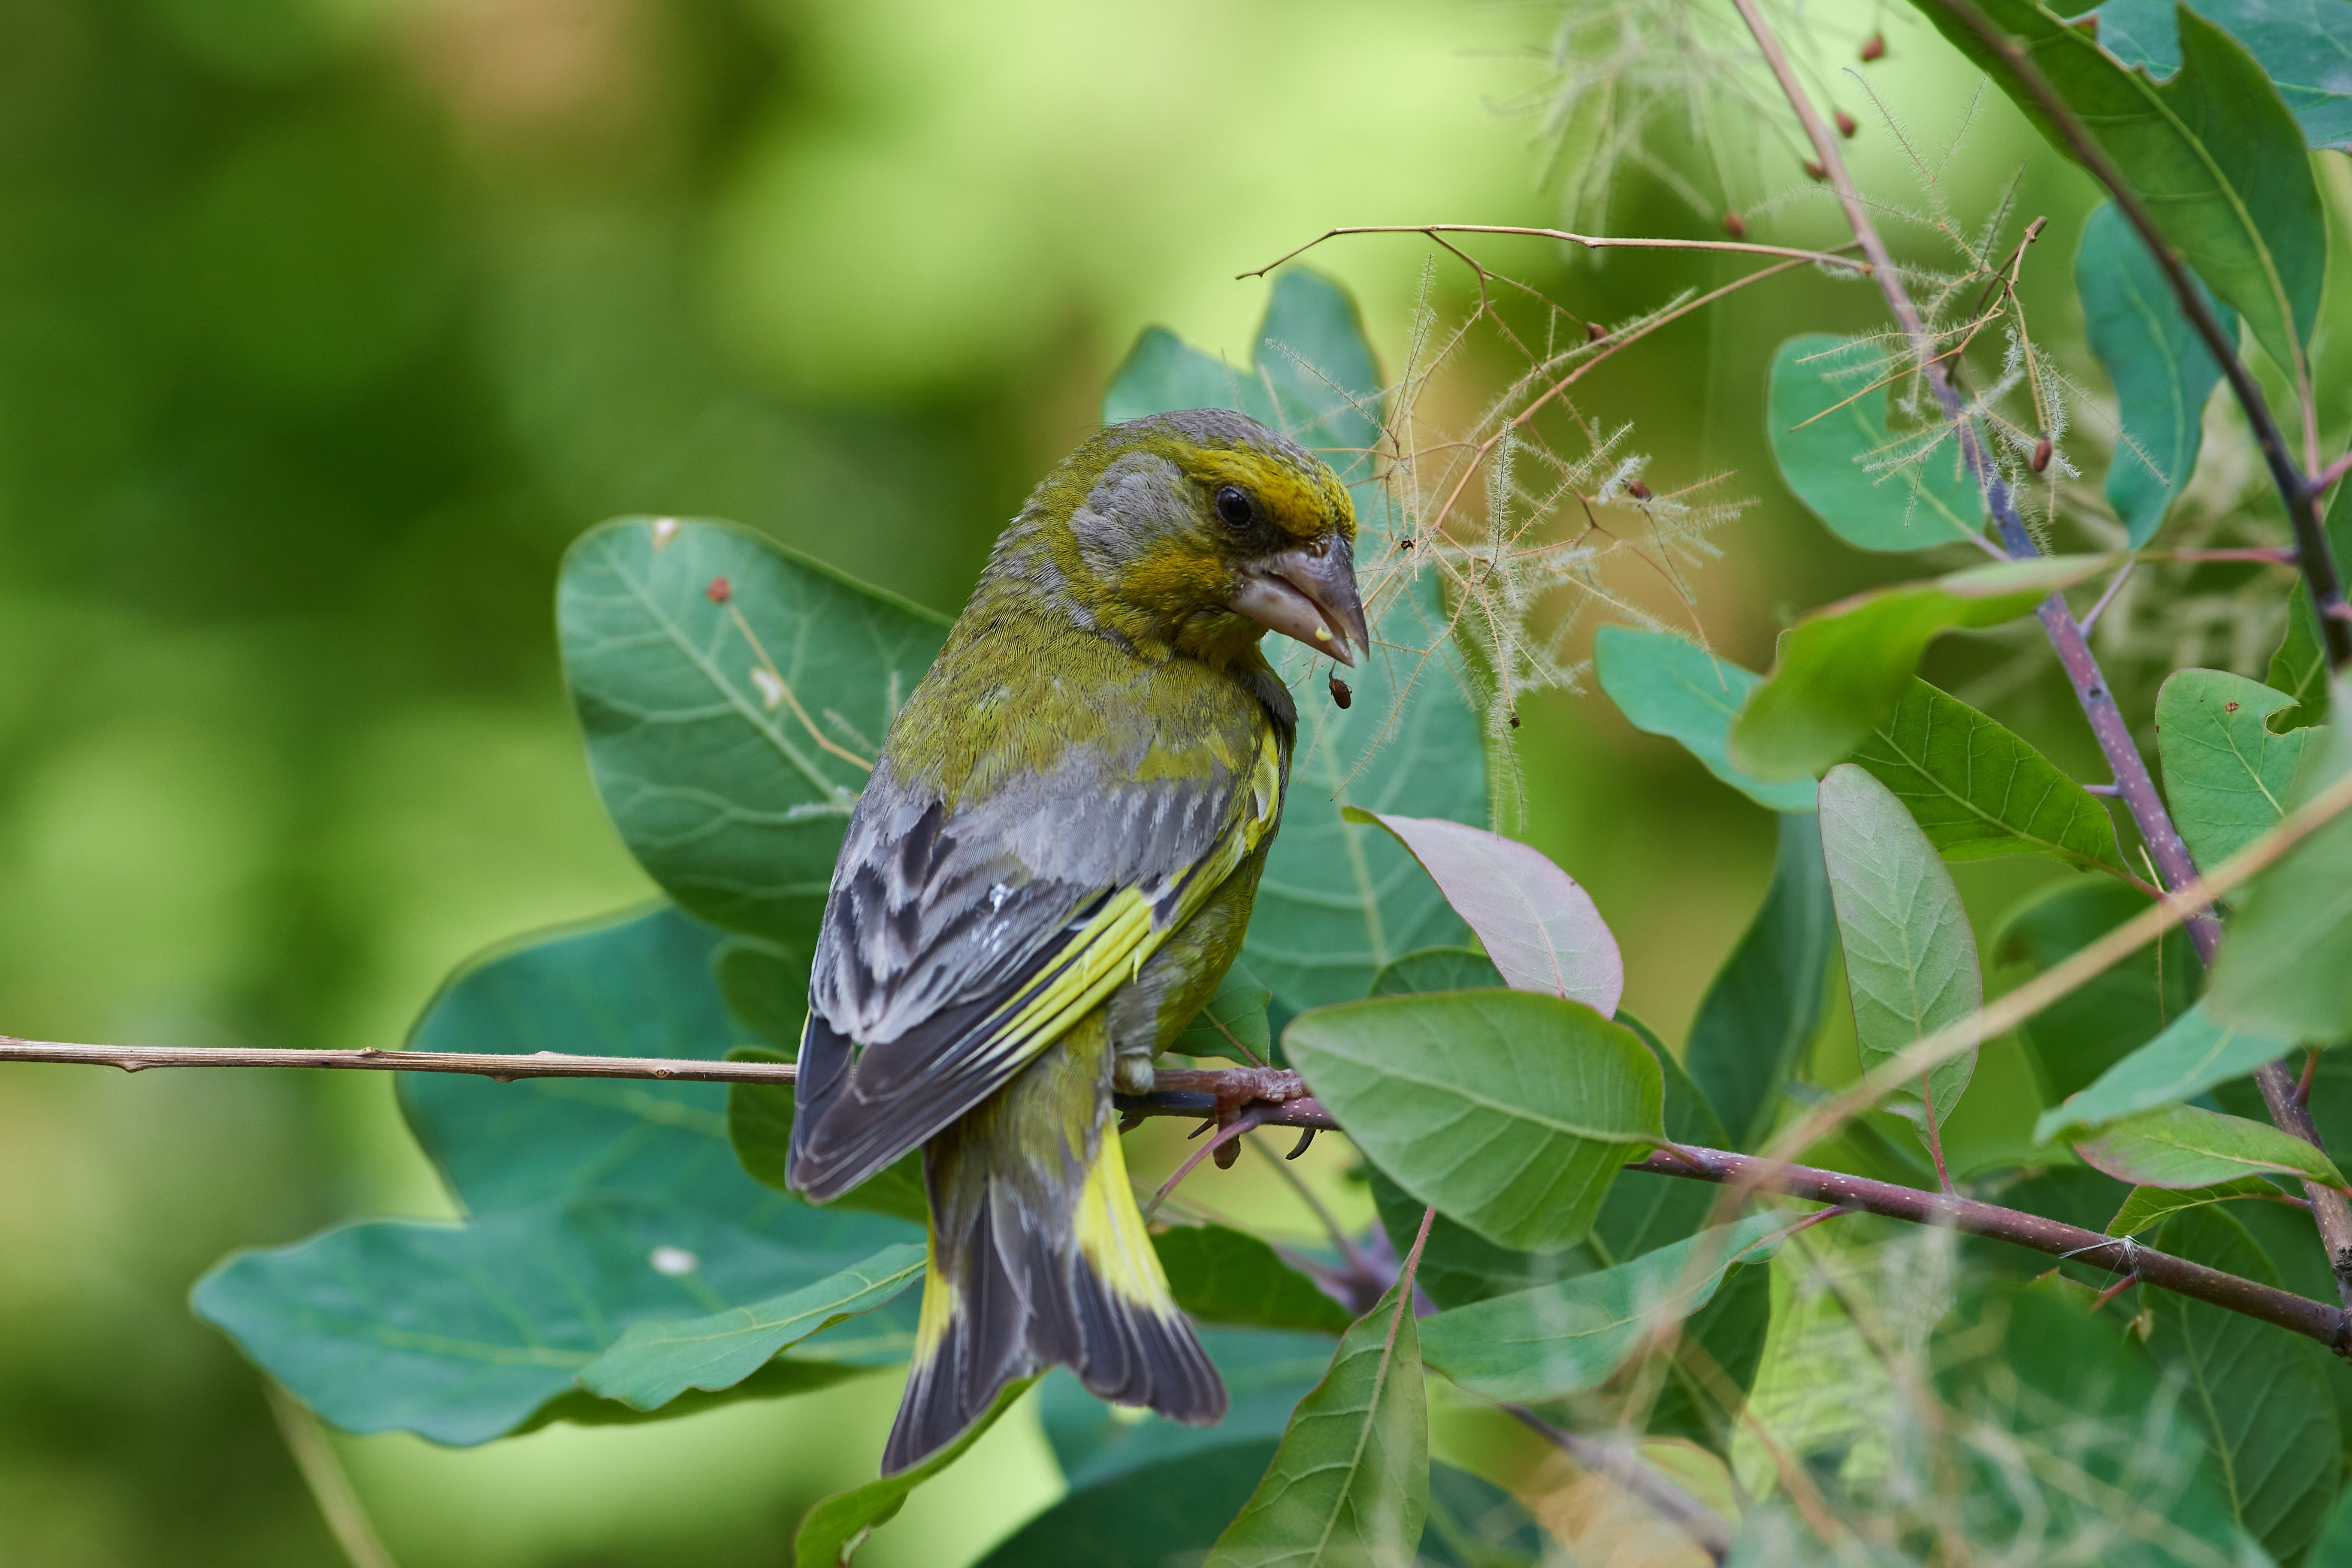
1186 447 1355 543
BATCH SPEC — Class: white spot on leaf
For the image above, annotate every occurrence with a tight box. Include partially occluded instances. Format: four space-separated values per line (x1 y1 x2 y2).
750 667 786 710
649 1245 699 1276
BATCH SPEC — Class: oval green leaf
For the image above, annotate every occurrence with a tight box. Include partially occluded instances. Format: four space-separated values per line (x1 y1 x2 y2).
2156 668 2316 871
559 517 950 947
1726 556 2104 782
2035 1001 2294 1144
1419 1212 1798 1404
2208 702 2352 1041
1285 990 1665 1253
1766 332 1984 552
1594 625 1818 811
577 1241 926 1411
2073 1101 2346 1189
1818 765 1980 1143
1850 678 2127 872
1686 812 1836 1151
2077 201 2235 546
1203 1277 1428 1568
1152 1223 1355 1337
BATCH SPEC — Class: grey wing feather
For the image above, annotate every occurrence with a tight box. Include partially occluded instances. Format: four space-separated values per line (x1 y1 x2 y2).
789 744 1253 1199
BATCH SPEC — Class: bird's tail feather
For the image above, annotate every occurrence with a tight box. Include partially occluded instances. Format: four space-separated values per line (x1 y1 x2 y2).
882 1052 1223 1474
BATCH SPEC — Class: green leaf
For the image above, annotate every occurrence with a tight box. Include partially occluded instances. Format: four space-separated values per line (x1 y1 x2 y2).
1849 678 2128 872
1687 814 1836 1151
2156 668 2316 871
2034 1001 2294 1143
2149 1207 2343 1560
1041 1328 1339 1489
713 934 808 1052
577 1242 926 1411
1171 963 1275 1065
2104 1176 2280 1237
2095 0 2352 148
2314 1483 2352 1566
1203 1278 1429 1568
558 517 951 948
1725 555 2105 782
1343 809 1622 1013
1106 271 1486 1017
1360 1017 1727 1314
1419 1213 1798 1404
1152 1224 1355 1336
193 1196 908 1446
194 910 922 1443
1994 879 2198 1102
1286 991 1665 1252
1936 1275 2250 1564
2208 698 2352 1040
1369 947 1504 997
2077 201 2237 547
1765 332 1985 553
980 1452 1539 1568
2073 1101 2347 1188
2268 594 2331 730
976 1441 1282 1568
1818 765 1981 1144
1913 0 2322 378
1593 625 1819 812
729 1045 929 1226
2264 479 2352 731
792 1377 1038 1568
1365 1171 1575 1314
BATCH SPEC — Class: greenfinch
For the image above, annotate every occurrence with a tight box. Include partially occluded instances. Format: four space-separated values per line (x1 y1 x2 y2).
788 408 1366 1471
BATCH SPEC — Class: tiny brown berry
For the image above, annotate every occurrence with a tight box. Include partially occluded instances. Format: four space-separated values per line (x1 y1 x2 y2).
1836 109 1859 138
1586 320 1607 342
1328 674 1353 710
1723 211 1748 239
2077 13 2099 38
707 576 732 604
1627 479 1653 501
1860 32 1886 61
2225 701 2241 713
1398 537 1415 550
1508 711 1522 730
1804 159 1827 181
2031 435 2053 473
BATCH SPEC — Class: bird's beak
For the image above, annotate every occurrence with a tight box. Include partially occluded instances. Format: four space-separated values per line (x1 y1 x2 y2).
1230 534 1370 667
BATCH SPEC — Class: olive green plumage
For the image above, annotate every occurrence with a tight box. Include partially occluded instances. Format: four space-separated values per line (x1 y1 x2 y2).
786 408 1366 1473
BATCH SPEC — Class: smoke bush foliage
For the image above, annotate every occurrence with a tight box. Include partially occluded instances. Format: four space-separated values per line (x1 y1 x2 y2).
89 2 2352 1564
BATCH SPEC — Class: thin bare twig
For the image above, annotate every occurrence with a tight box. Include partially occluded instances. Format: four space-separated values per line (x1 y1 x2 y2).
1239 224 1870 280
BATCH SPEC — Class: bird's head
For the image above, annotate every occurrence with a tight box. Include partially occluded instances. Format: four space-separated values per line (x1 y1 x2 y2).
1006 408 1369 669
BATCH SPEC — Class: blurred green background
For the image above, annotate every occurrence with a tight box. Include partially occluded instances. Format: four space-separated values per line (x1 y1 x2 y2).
0 0 2289 1562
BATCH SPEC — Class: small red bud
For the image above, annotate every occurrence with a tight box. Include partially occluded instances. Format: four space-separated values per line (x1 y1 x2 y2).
2076 13 2099 38
1722 211 1748 239
707 576 732 603
1860 32 1886 62
1803 159 1827 181
1586 320 1607 343
1626 479 1653 501
1836 109 1859 138
1328 674 1353 710
2031 435 2053 473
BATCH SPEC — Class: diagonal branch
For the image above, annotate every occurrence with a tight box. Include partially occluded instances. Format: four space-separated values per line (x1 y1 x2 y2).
1923 0 2350 668
1728 0 2352 1305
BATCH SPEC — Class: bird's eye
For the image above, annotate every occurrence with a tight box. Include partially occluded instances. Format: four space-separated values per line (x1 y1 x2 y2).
1214 485 1255 529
